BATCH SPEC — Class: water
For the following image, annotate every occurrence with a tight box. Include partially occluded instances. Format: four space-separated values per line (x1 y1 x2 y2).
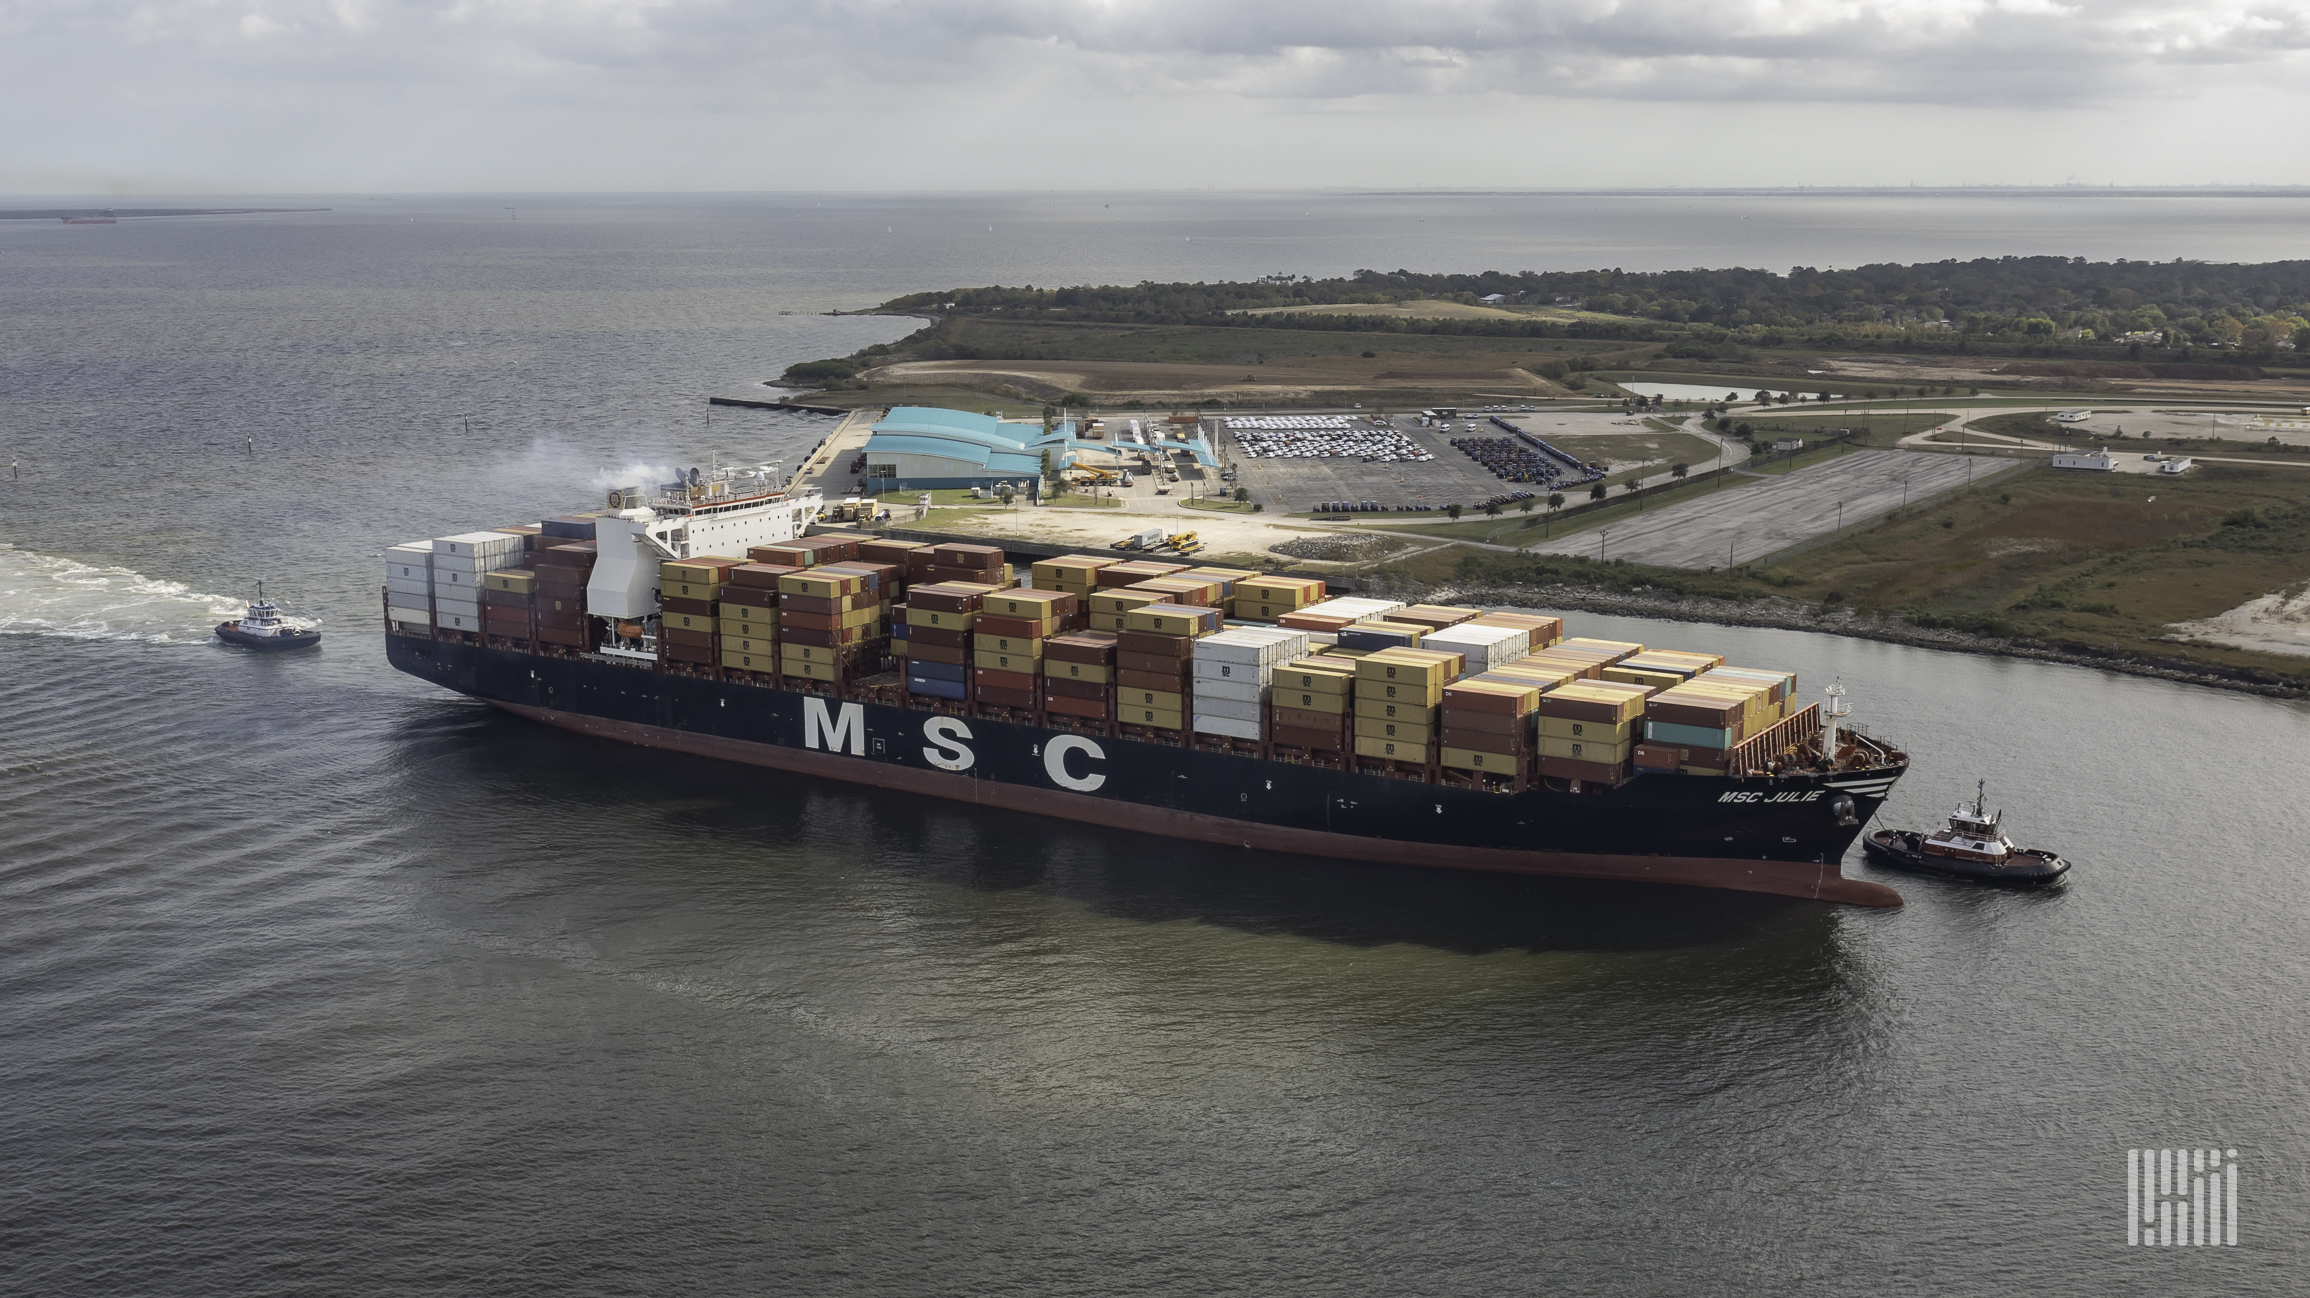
5 193 2308 1295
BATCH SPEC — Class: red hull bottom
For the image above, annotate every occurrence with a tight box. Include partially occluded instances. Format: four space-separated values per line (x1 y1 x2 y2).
491 701 1903 908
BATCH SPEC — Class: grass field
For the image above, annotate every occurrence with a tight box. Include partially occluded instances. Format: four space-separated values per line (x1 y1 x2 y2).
1041 492 1123 509
1179 496 1258 513
1537 430 1721 471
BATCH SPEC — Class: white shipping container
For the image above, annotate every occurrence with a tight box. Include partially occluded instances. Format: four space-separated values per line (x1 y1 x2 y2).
1194 695 1263 722
434 531 526 559
437 610 482 633
1191 714 1262 741
1291 596 1404 626
1192 678 1266 704
1424 624 1530 667
386 543 434 583
388 619 431 636
435 596 481 616
385 575 431 599
429 550 522 575
386 605 430 626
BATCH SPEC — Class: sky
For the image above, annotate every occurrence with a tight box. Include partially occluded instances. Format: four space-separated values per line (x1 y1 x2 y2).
4 0 2309 193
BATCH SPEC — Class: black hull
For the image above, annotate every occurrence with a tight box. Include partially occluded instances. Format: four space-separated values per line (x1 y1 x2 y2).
218 623 321 651
1862 831 2069 886
387 635 1908 907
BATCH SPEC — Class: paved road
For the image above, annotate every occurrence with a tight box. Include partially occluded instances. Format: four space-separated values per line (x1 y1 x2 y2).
1521 449 2011 569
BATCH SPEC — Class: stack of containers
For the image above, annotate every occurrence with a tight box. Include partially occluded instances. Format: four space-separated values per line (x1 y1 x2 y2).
971 588 1076 709
531 541 597 650
925 542 1010 588
1031 555 1116 601
1177 566 1260 603
719 562 793 676
1278 596 1407 635
1698 666 1795 721
1336 620 1427 651
1421 620 1532 676
1117 603 1224 732
1268 657 1357 752
1096 559 1189 589
1352 647 1462 764
1229 574 1326 623
430 532 525 635
1467 611 1564 648
1438 677 1542 778
749 535 861 569
903 581 997 700
1190 626 1310 742
778 566 878 684
1087 586 1163 633
1042 631 1118 721
819 559 900 643
384 542 434 634
1476 656 1583 694
659 556 744 668
1534 680 1652 782
479 568 537 644
1607 649 1724 688
1388 604 1482 633
1125 575 1218 609
1634 685 1748 775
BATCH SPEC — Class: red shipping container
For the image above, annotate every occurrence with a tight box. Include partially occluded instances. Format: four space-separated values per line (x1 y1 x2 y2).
908 641 967 666
721 585 778 609
1438 708 1522 735
1117 652 1189 676
1440 727 1523 755
783 625 871 648
1117 667 1188 692
907 625 969 649
729 562 799 589
973 614 1047 639
1271 724 1347 750
664 627 716 649
972 666 1037 693
1633 743 1686 772
663 595 715 616
1116 630 1194 657
859 539 927 566
1535 755 1624 783
1043 676 1109 701
1268 705 1345 732
1044 693 1112 720
1045 632 1118 663
663 639 715 665
538 624 590 647
782 610 843 632
974 684 1037 709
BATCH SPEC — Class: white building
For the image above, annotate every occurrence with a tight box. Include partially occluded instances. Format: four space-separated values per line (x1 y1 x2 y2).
2052 449 2116 471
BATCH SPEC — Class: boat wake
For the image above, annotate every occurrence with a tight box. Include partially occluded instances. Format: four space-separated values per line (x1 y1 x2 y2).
0 543 247 644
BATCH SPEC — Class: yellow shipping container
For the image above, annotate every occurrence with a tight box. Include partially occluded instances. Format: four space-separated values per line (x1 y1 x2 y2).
781 643 842 664
1043 660 1112 684
973 650 1041 673
905 607 974 631
1360 700 1436 725
1601 666 1687 692
1487 662 1583 691
1559 636 1646 661
1124 605 1215 636
1354 647 1463 686
1537 735 1634 762
1441 746 1521 774
1120 689 1185 712
1540 682 1651 722
663 611 716 633
1536 715 1637 742
974 634 1044 656
724 635 776 656
985 592 1069 619
837 605 879 629
1354 735 1427 762
1089 590 1161 616
779 572 865 599
1355 678 1442 707
1088 612 1129 632
1120 705 1184 730
482 569 536 594
660 559 733 585
1353 715 1435 742
721 650 775 673
1277 663 1355 693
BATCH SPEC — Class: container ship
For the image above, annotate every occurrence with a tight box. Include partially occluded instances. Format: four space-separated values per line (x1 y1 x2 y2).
383 464 1910 906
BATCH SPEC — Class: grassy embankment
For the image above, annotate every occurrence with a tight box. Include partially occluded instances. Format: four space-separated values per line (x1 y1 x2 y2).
1366 462 2310 685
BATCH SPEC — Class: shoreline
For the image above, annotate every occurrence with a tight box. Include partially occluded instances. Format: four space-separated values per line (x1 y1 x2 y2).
1395 580 2309 700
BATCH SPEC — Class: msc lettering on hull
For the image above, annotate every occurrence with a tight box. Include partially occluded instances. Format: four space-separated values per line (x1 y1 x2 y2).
1718 790 1826 804
923 716 974 771
803 697 865 755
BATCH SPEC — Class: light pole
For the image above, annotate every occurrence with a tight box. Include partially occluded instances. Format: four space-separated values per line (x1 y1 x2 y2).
1836 499 1844 532
1599 527 1611 562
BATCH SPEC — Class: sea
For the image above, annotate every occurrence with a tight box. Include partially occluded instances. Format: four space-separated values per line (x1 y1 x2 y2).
4 191 2307 1296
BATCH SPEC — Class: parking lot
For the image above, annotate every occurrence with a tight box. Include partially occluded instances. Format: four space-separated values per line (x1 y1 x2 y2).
1215 410 1740 515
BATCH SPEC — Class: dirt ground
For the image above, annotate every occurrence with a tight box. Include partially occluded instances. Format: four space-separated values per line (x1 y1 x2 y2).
862 354 1570 405
2168 585 2310 657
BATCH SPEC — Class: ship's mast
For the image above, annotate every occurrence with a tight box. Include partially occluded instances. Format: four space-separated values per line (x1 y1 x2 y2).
1821 680 1850 764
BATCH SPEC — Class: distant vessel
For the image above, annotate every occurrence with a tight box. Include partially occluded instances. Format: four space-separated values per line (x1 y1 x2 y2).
217 584 320 651
1863 781 2068 885
61 209 117 225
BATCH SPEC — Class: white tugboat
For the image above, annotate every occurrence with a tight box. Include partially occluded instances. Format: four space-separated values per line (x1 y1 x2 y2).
1863 780 2069 885
216 582 321 651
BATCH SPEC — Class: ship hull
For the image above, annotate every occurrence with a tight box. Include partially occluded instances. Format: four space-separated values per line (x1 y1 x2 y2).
389 636 1905 907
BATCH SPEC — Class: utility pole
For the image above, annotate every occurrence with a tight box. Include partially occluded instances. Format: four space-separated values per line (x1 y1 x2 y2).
1599 527 1611 562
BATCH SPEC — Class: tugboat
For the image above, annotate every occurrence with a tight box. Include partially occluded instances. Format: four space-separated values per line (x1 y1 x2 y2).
216 583 321 651
1863 781 2068 885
